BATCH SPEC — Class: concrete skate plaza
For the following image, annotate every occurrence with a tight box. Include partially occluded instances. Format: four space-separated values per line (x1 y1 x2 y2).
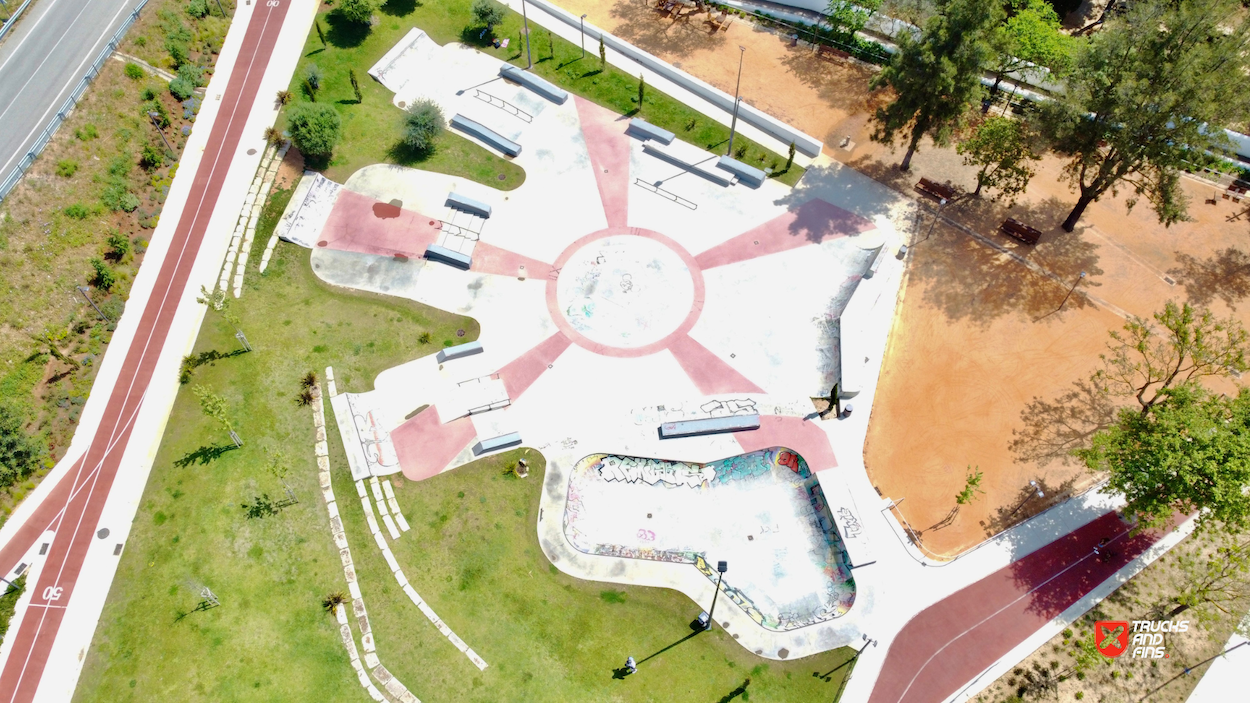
565 448 855 631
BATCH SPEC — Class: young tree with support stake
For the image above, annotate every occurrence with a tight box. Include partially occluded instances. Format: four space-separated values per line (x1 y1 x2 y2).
956 116 1039 205
870 0 1002 171
198 286 252 352
193 384 242 447
1040 0 1250 232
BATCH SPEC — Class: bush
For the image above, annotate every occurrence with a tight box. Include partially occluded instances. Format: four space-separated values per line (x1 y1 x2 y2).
336 0 375 24
124 62 145 80
471 0 505 29
169 76 195 100
166 39 190 67
286 103 341 156
178 63 204 87
0 403 45 489
140 85 157 101
64 203 92 220
187 0 210 18
76 124 98 141
90 259 117 291
140 144 165 171
56 160 78 178
401 99 445 154
106 230 131 260
146 99 170 128
101 184 140 213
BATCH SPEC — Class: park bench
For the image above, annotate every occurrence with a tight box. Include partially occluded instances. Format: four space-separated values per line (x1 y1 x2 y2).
999 217 1042 245
817 45 850 62
914 177 956 202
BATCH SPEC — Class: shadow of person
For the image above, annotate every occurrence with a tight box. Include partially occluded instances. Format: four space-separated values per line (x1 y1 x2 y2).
611 667 632 680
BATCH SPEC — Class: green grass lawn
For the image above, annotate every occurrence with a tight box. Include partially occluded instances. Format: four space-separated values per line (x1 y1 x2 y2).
290 0 804 187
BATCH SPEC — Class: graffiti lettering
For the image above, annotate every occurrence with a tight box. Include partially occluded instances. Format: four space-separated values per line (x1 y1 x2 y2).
596 455 715 488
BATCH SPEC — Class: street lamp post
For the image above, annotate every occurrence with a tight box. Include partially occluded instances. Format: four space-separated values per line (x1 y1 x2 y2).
923 198 948 242
1007 480 1044 520
726 46 746 157
147 112 177 158
580 14 587 58
703 560 728 630
77 286 109 322
1058 271 1087 311
521 0 533 69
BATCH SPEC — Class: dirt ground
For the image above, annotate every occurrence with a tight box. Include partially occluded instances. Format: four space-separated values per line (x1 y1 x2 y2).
553 0 1250 555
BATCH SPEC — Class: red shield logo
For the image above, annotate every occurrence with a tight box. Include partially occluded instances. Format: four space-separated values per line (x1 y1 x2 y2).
1095 620 1129 657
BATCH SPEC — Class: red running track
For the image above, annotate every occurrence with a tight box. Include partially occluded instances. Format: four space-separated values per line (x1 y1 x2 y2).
868 510 1180 703
0 2 290 700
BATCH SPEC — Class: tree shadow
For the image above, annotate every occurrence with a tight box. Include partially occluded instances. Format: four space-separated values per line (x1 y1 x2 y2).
609 0 726 59
1168 247 1250 310
459 25 498 49
181 348 247 383
716 677 751 703
304 47 325 58
385 140 436 167
980 474 1084 537
1009 378 1120 468
173 443 237 468
302 152 332 172
326 13 371 49
379 0 420 16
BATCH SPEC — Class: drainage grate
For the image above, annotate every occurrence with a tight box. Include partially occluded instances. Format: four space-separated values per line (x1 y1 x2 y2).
39 543 49 556
113 543 124 556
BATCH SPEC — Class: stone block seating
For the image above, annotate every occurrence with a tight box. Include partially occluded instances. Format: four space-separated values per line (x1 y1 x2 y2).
499 65 568 104
424 244 472 270
473 431 522 455
642 142 733 186
436 341 483 363
450 114 521 157
627 118 675 145
446 191 492 218
659 414 761 439
717 156 767 188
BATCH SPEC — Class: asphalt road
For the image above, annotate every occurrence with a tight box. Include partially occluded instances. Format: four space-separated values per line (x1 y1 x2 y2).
0 0 144 196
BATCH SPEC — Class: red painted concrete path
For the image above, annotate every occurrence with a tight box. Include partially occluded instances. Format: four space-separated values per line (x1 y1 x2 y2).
694 198 873 270
575 97 631 228
868 511 1176 703
391 406 478 482
0 3 290 700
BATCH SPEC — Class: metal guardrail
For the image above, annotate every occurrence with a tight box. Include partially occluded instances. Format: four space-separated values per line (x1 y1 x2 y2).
0 0 37 46
0 0 150 205
473 89 533 123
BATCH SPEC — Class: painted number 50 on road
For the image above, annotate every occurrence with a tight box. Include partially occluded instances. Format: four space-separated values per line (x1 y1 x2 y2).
42 586 62 602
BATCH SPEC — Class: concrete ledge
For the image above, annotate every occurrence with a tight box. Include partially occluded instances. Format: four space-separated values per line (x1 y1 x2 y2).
642 142 733 186
499 65 569 104
627 118 675 145
446 191 492 218
450 114 522 156
436 341 483 363
659 414 760 438
473 432 522 455
717 156 766 188
424 244 472 270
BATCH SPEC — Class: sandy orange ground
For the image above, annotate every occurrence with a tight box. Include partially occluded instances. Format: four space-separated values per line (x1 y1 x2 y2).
553 0 1250 554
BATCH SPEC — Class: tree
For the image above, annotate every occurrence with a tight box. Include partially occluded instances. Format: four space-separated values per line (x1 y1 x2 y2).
637 73 645 109
599 34 606 71
349 68 362 103
1040 0 1250 232
90 258 116 291
192 384 239 445
106 229 130 260
336 0 375 25
956 116 1039 204
1166 531 1250 619
1077 384 1250 532
870 0 1002 170
823 0 883 39
401 99 445 154
1092 301 1249 415
984 0 1072 111
786 141 796 171
286 103 341 157
0 403 44 488
198 285 251 351
471 0 505 32
955 466 984 504
139 144 165 172
303 64 322 102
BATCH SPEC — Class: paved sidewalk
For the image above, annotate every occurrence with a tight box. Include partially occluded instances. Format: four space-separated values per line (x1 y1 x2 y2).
0 2 319 701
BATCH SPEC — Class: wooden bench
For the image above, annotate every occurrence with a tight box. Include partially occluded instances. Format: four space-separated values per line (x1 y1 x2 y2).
915 177 956 202
817 44 850 62
999 217 1042 245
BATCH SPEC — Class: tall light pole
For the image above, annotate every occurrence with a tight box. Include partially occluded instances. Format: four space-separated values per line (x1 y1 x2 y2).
580 14 587 58
521 0 533 69
703 560 728 630
726 46 746 157
148 111 176 158
1058 271 1087 311
77 286 109 321
1007 480 1044 520
923 198 948 242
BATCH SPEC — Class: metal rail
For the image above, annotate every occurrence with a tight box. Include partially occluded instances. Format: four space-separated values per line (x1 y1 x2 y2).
0 0 150 204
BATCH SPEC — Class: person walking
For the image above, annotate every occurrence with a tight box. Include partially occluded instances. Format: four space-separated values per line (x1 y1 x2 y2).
625 656 637 675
